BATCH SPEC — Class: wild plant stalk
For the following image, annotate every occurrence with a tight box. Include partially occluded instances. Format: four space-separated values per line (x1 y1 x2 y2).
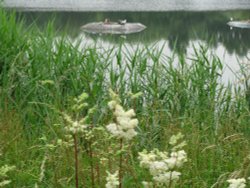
73 134 79 188
168 172 172 188
119 138 123 188
96 162 100 185
89 138 95 188
106 89 139 187
61 93 95 187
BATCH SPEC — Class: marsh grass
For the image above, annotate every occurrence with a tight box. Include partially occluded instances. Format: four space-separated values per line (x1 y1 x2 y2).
0 8 250 187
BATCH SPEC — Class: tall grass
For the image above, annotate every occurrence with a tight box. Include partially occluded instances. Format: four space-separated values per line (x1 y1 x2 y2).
0 8 250 187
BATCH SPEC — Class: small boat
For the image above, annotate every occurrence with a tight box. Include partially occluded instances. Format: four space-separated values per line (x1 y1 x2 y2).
81 20 146 34
227 20 250 29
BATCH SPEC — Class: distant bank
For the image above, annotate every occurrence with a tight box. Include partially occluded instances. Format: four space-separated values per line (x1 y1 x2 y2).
3 0 250 11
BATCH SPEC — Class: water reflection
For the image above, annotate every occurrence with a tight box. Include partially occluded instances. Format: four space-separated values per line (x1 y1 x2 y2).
20 11 250 56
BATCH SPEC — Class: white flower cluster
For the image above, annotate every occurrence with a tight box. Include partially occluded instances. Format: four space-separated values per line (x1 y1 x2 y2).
139 133 187 187
139 149 187 186
106 90 138 140
63 113 87 135
169 133 187 151
142 181 153 188
105 171 119 188
61 92 96 136
227 178 246 188
72 93 89 112
128 91 143 100
56 137 74 147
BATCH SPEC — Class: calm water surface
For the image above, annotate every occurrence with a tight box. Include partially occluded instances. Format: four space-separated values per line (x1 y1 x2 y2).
17 10 250 83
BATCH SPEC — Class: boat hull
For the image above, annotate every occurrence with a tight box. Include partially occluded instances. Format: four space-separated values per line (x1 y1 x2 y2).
81 22 146 34
227 20 250 29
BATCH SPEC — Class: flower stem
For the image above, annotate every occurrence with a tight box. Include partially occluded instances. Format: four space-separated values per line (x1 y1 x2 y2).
73 134 79 188
96 162 100 185
119 138 123 188
89 141 95 188
168 171 173 188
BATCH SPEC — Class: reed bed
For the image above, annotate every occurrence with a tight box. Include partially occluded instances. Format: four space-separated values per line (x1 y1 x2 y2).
0 9 250 188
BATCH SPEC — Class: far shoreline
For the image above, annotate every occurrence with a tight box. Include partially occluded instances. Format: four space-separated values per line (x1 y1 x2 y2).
3 0 250 12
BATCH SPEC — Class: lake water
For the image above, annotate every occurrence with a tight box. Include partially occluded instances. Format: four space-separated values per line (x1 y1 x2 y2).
5 1 250 83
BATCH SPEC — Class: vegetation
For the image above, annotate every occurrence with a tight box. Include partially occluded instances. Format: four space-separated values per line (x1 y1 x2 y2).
0 8 250 187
